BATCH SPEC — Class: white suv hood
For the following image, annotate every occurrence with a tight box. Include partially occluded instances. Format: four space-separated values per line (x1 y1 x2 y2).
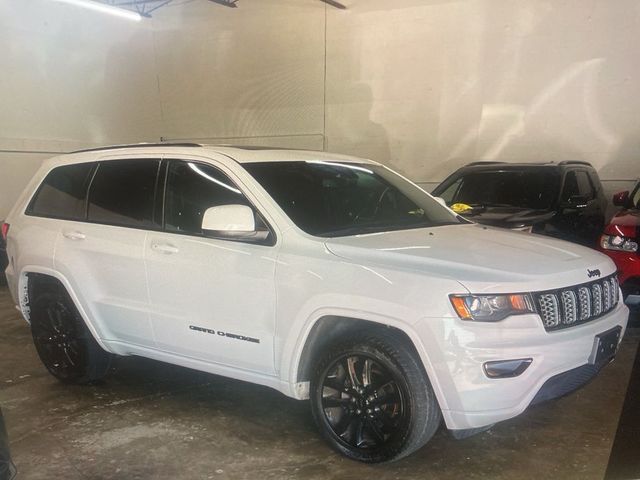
324 224 616 294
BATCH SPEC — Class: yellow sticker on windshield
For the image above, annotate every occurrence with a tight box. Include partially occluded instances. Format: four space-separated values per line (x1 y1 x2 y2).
451 203 473 213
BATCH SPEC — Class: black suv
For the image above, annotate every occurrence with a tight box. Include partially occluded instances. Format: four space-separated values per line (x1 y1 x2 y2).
432 161 607 247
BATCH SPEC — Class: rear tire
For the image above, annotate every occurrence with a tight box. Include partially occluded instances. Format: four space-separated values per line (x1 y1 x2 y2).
310 330 441 463
30 282 112 384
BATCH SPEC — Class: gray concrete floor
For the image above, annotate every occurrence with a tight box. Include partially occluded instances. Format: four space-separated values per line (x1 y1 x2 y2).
0 285 637 480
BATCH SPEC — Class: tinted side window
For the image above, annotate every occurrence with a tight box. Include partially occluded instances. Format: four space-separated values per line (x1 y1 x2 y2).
587 171 602 195
28 163 95 220
164 161 251 235
88 160 159 228
562 172 579 201
576 171 595 199
632 184 640 209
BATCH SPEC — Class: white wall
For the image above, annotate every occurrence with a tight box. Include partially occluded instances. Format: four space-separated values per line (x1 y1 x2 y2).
323 0 640 190
1 0 638 217
150 0 639 183
150 0 326 148
0 0 159 217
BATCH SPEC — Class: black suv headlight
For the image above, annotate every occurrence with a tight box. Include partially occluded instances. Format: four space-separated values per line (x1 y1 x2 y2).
450 294 535 322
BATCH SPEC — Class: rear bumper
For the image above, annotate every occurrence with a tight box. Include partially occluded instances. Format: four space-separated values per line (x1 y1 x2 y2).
417 301 629 430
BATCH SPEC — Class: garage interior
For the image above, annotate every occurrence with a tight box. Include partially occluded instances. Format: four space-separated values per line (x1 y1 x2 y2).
1 0 639 479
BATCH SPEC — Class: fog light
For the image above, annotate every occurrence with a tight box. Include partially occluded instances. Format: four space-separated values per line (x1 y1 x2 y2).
483 358 532 379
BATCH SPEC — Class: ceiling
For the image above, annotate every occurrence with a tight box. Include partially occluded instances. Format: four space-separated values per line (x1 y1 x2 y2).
99 0 346 17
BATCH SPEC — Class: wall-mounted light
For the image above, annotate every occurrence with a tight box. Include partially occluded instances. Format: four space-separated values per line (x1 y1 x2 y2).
53 0 142 22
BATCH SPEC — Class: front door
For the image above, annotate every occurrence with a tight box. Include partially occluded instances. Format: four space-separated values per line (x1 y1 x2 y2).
145 159 278 374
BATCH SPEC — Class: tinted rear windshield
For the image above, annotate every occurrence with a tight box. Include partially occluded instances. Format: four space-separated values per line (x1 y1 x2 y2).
244 161 462 237
448 169 561 210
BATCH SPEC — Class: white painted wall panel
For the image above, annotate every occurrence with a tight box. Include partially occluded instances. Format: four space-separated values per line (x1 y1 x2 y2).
0 0 159 144
1 0 638 218
150 0 325 142
325 0 640 184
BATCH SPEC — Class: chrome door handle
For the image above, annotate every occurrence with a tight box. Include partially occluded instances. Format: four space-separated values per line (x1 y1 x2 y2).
151 243 179 254
63 231 86 241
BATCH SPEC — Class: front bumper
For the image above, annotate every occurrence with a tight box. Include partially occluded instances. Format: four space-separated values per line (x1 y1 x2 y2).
417 300 629 430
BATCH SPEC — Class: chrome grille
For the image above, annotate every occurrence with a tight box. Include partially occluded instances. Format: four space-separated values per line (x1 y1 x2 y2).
602 280 611 311
538 294 560 328
534 274 619 331
560 290 577 325
592 283 603 316
577 287 591 320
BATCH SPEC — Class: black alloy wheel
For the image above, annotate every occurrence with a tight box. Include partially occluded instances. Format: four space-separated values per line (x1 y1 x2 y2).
32 296 85 380
30 284 111 384
310 331 441 463
319 354 407 451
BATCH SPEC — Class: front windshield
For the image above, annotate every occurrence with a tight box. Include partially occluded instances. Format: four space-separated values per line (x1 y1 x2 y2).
244 161 462 237
445 169 561 210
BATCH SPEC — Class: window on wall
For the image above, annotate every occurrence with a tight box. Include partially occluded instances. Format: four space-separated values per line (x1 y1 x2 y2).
164 161 252 236
87 159 159 228
28 162 96 220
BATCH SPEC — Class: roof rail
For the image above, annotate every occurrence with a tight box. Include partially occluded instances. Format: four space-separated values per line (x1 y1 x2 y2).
71 142 203 154
558 160 593 167
465 161 507 166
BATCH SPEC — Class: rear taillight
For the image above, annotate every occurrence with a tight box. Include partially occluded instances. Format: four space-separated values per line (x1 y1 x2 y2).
1 222 9 241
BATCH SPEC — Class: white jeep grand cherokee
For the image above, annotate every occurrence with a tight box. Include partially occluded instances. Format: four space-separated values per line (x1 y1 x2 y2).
2 144 629 462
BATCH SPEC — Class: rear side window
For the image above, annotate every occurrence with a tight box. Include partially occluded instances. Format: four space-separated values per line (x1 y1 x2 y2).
28 163 95 220
632 184 640 209
587 171 602 195
87 159 159 228
164 161 251 235
576 171 595 199
563 171 594 201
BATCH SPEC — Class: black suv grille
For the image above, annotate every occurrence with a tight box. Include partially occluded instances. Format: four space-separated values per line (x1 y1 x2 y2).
534 274 619 331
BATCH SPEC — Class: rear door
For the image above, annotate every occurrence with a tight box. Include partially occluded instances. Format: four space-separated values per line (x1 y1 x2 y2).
54 157 161 347
144 158 278 374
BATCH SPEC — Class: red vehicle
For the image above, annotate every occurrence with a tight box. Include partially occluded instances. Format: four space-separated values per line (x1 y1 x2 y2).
599 181 640 312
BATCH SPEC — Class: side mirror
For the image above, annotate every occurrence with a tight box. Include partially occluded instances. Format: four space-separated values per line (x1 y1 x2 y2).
433 196 448 208
202 204 268 242
612 190 630 207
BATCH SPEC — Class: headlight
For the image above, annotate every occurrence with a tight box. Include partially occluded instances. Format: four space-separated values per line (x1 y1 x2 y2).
450 294 535 322
600 234 638 252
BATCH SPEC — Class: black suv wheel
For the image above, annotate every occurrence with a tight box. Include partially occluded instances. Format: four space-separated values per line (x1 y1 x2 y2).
310 330 441 463
30 281 112 384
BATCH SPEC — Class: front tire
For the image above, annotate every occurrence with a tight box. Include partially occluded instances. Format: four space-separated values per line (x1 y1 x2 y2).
310 330 441 463
30 283 112 384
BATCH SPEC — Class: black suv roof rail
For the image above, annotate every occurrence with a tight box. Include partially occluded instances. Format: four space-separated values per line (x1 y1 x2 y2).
71 143 203 154
465 161 507 166
557 160 593 167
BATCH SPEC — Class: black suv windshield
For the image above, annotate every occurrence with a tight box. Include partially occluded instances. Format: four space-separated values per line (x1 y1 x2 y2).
245 161 462 237
447 169 561 210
